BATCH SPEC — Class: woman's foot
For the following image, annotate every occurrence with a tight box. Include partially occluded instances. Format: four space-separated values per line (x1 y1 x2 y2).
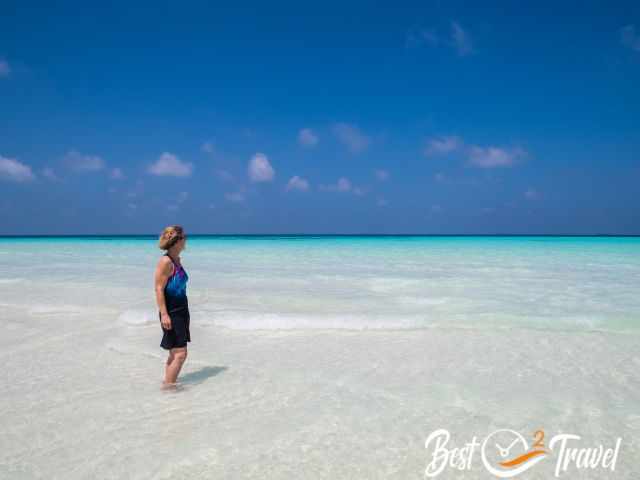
160 381 182 391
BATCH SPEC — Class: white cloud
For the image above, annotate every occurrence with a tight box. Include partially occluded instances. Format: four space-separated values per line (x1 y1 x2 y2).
225 191 245 203
524 187 539 200
621 25 640 52
425 136 526 169
0 59 10 78
450 21 473 56
425 136 526 168
148 152 193 177
110 168 125 180
298 128 319 147
0 155 35 182
467 146 525 168
425 136 462 156
64 150 105 172
41 167 59 181
332 123 370 153
201 141 215 154
335 177 352 192
286 175 310 192
319 177 354 193
248 153 275 182
374 169 389 181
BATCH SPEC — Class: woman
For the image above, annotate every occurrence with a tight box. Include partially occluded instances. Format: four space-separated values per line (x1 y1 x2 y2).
154 225 190 389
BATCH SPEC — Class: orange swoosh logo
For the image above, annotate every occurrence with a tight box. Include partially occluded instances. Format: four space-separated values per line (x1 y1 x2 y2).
499 449 546 468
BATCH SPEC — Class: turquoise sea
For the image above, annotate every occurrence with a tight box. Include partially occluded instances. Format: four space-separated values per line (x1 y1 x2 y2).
2 235 639 332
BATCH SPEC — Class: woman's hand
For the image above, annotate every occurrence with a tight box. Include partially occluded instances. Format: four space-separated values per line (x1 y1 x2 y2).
161 312 172 330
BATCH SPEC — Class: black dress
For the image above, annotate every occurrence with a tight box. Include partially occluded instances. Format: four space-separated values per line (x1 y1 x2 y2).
159 253 190 350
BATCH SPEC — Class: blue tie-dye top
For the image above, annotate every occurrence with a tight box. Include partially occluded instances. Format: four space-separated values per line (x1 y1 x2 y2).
164 253 189 311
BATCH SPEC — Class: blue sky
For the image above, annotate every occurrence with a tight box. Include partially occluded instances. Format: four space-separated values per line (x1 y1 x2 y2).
1 1 639 234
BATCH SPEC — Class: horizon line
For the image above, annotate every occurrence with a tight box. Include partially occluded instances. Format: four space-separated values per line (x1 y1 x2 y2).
1 233 639 238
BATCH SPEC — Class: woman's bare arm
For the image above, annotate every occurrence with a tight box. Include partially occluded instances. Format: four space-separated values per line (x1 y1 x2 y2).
154 257 173 318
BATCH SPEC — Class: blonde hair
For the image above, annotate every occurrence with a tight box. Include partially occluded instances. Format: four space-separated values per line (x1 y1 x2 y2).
158 225 185 250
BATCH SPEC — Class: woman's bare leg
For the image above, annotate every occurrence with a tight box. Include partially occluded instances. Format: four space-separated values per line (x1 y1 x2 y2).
163 347 187 385
164 351 175 382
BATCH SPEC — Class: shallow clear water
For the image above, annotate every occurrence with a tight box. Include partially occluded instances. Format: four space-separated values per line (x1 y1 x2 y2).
1 235 639 332
1 236 639 479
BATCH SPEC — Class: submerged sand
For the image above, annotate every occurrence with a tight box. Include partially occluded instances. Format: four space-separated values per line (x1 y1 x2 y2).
1 311 638 479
